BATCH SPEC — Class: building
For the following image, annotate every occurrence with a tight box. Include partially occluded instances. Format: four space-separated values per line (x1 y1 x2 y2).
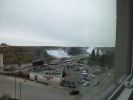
30 67 63 86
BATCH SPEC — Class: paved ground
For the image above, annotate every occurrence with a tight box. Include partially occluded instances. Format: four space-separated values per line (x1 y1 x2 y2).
0 75 79 100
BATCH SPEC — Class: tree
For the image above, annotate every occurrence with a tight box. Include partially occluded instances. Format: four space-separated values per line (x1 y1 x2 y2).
90 49 96 64
99 54 105 66
91 49 96 57
68 47 85 55
62 70 66 77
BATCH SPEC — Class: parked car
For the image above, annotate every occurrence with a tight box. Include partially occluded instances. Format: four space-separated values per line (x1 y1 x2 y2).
84 76 91 81
81 79 86 83
78 79 85 85
79 67 83 70
81 72 88 75
93 70 102 74
73 68 80 71
82 81 90 87
69 90 79 95
79 64 84 66
83 70 87 73
68 81 76 88
61 80 69 87
93 80 99 86
88 74 95 78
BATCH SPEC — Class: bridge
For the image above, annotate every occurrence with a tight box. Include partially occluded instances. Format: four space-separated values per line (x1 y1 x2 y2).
0 46 33 67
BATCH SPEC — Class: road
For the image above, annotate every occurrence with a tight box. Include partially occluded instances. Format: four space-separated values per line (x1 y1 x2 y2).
0 75 80 100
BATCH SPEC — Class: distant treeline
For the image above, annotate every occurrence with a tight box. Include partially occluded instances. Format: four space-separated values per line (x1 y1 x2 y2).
68 47 87 55
89 48 115 67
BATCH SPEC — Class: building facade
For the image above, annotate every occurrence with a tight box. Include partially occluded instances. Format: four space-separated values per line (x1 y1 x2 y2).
30 69 63 86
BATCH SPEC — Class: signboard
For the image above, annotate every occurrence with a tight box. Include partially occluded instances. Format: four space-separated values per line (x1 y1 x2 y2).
43 75 53 80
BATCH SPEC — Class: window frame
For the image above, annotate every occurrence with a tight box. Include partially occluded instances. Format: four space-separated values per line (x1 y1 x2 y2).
107 0 133 99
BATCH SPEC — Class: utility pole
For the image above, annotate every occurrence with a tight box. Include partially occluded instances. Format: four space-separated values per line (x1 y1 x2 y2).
15 77 16 99
19 83 22 100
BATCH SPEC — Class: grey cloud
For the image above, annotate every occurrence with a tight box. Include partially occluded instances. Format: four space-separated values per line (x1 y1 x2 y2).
0 0 116 47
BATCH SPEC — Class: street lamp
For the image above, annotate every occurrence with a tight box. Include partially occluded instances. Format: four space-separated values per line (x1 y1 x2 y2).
19 82 22 100
15 77 16 99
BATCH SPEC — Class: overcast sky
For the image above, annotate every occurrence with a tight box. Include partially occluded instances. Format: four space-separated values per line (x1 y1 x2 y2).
0 0 116 47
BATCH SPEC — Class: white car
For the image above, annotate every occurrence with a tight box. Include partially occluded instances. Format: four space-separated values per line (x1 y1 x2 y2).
79 64 84 66
82 72 88 75
79 67 83 70
89 74 95 78
82 81 90 87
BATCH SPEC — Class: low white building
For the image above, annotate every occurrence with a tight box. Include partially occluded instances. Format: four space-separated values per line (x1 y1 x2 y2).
30 68 63 86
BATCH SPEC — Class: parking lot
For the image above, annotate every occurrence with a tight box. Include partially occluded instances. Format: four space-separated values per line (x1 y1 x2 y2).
59 59 114 100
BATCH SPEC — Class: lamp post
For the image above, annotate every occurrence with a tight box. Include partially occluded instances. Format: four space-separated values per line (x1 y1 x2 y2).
14 77 16 99
19 82 22 100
